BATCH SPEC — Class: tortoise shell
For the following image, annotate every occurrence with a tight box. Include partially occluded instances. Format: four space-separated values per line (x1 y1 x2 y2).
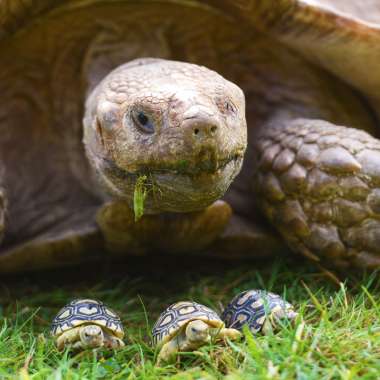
221 290 296 333
152 301 223 346
51 299 124 339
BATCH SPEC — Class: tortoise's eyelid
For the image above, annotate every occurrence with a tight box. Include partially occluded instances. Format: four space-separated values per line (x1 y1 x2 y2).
132 110 155 134
215 96 237 114
225 100 236 113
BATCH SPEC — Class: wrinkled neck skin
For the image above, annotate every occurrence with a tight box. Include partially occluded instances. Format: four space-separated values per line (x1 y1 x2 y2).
83 58 247 215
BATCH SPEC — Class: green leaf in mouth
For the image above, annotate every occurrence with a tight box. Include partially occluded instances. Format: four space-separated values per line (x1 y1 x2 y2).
133 175 148 222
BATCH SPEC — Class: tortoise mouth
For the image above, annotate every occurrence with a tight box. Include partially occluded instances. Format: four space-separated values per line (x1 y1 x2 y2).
102 152 243 179
98 153 244 213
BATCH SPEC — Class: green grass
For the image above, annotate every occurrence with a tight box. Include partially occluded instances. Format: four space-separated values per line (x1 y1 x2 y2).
0 257 379 379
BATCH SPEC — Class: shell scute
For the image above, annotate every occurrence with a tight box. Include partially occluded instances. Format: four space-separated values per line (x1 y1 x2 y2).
221 290 296 333
51 299 124 339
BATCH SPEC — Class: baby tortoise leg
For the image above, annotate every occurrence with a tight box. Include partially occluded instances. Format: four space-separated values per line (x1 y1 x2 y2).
156 339 180 366
96 199 231 256
56 327 82 351
254 118 380 269
216 327 242 341
103 332 125 349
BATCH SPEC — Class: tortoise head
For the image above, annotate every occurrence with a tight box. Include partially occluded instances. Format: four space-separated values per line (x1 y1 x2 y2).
83 59 247 214
79 325 104 348
185 320 211 343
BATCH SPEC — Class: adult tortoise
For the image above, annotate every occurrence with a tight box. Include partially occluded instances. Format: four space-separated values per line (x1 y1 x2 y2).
1 0 380 272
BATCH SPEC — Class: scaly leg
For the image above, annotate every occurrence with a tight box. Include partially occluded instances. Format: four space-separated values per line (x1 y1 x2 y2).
216 327 242 341
156 340 179 366
254 118 380 269
97 199 231 256
56 327 82 351
103 333 125 349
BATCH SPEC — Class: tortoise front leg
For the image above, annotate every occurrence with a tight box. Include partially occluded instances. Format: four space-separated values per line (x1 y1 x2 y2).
156 339 180 366
103 332 125 349
254 118 380 269
96 199 231 256
56 327 82 351
215 327 242 341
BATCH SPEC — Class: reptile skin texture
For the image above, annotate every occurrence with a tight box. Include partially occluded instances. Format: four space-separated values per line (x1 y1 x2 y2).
255 119 380 268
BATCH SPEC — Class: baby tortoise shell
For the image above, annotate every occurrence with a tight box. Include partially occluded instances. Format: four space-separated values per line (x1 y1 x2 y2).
152 301 223 346
51 299 124 339
221 290 297 333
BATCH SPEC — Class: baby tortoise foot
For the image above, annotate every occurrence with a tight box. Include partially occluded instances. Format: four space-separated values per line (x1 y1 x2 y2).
103 334 125 350
222 289 297 334
51 299 124 352
97 199 231 255
255 119 380 269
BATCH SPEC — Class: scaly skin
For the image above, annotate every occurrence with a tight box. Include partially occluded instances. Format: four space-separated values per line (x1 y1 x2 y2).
254 119 380 269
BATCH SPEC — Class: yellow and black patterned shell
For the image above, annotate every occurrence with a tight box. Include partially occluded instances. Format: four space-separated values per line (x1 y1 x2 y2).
51 299 124 338
221 290 297 333
152 301 223 346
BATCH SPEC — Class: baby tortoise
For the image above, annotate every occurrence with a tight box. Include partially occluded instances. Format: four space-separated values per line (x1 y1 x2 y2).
1 1 380 272
222 290 298 334
51 299 125 351
152 301 241 365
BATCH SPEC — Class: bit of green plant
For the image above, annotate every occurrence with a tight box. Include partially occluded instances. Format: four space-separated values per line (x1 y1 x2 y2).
133 175 148 222
0 258 379 379
177 160 189 173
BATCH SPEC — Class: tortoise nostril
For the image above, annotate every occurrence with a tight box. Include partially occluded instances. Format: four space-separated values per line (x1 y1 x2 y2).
185 115 220 139
192 125 217 137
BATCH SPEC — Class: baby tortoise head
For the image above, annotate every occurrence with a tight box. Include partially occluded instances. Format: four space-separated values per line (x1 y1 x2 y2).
185 320 212 344
79 324 104 348
83 59 247 214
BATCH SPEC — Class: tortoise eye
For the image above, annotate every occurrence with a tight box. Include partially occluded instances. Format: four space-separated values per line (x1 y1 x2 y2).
133 111 155 134
225 101 236 114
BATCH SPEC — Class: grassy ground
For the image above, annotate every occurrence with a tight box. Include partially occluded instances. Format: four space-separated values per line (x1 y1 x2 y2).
0 256 379 379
